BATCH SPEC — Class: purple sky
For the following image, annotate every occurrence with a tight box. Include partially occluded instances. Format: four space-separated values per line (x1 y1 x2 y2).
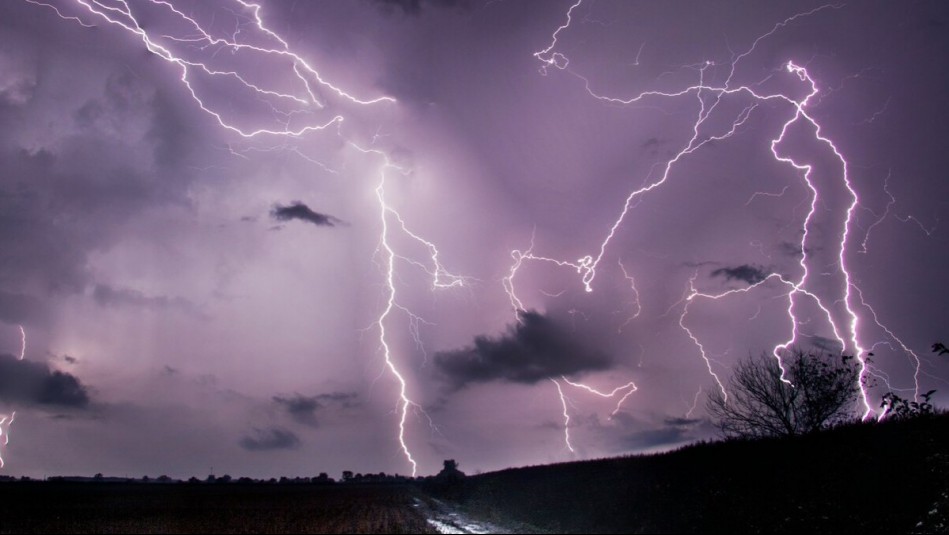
1 0 947 479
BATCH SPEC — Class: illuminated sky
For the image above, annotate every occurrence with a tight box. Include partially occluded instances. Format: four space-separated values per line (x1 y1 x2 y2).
1 0 947 479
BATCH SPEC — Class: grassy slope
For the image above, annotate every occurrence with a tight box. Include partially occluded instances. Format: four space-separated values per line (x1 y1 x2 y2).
449 414 949 533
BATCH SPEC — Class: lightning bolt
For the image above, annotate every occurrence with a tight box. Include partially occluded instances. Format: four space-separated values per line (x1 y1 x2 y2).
550 379 574 453
26 0 940 469
616 259 641 333
515 1 924 427
31 0 468 476
353 142 468 476
18 325 26 361
0 412 15 469
860 170 938 254
561 376 638 419
1 326 26 470
684 386 703 419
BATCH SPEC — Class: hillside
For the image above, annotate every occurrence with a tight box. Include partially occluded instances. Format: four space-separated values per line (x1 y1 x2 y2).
438 414 949 533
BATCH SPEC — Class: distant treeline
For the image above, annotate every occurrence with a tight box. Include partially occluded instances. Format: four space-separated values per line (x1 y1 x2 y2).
2 471 428 486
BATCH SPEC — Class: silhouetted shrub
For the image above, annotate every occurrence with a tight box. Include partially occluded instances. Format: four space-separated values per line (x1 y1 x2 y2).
881 389 937 419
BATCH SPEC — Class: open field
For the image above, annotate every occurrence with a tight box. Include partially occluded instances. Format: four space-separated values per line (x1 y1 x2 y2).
0 482 435 534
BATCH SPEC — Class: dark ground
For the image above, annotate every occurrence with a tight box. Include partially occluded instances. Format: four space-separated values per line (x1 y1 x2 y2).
436 414 949 533
0 482 435 534
1 415 946 534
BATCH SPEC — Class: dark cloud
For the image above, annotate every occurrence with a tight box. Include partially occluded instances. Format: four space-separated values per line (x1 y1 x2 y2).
711 264 770 285
273 392 359 427
0 49 202 309
273 394 321 427
663 417 703 427
367 0 466 16
270 202 342 228
779 241 806 258
0 354 90 408
434 311 612 390
239 427 301 452
619 426 688 450
315 392 359 407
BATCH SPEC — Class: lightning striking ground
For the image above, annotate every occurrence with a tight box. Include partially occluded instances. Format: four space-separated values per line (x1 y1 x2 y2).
0 326 26 469
353 142 467 476
18 0 943 473
25 0 466 476
505 0 930 432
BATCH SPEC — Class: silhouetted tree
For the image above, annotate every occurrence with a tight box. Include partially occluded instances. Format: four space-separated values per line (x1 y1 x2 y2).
707 350 861 438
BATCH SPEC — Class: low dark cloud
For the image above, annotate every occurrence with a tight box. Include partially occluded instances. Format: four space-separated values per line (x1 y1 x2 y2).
619 427 689 450
273 394 320 427
711 264 770 285
779 241 806 258
434 311 612 390
368 0 466 16
239 427 301 452
270 202 342 228
663 417 703 427
0 354 90 408
273 392 359 427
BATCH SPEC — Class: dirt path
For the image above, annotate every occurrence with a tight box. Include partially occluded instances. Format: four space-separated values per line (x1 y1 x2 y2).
413 496 524 534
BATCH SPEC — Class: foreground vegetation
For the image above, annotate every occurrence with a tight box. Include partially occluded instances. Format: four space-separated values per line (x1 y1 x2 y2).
437 413 949 533
0 482 434 534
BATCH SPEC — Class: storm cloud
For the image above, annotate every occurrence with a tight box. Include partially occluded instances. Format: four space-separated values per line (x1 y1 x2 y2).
270 202 342 228
0 354 90 408
239 427 301 452
711 265 771 285
434 311 612 390
368 0 466 16
273 392 359 427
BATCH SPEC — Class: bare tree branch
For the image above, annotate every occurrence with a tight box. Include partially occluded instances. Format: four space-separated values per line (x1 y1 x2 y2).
706 350 860 438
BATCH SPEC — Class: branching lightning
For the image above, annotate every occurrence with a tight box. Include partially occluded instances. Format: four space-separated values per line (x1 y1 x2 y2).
29 0 466 476
353 142 468 475
511 0 931 433
561 376 638 419
23 0 942 471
